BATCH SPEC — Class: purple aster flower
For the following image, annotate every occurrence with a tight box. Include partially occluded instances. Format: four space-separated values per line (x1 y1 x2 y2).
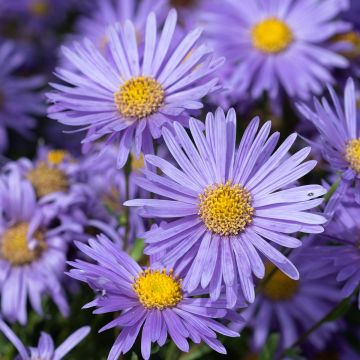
73 0 167 49
4 147 90 215
0 318 89 360
47 10 223 168
236 246 341 352
2 0 72 31
68 234 243 360
77 145 147 244
0 171 70 324
313 190 360 308
297 78 360 204
202 0 349 103
125 108 327 306
0 41 44 152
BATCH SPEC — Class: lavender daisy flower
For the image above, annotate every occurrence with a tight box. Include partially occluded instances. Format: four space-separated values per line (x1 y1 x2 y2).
4 147 89 214
0 171 70 324
0 41 44 152
73 0 167 49
237 247 341 352
315 190 360 308
47 9 223 168
125 108 327 306
0 319 89 360
297 78 360 204
203 0 349 103
68 234 243 360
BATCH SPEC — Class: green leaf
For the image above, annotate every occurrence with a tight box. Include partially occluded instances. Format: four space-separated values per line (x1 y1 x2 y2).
131 352 139 360
130 238 145 262
260 333 280 360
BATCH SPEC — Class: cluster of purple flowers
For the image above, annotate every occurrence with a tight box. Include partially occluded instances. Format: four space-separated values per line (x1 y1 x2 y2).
1 0 360 359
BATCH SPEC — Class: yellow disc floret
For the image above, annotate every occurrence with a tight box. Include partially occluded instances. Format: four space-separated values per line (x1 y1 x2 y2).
252 17 294 54
263 264 299 301
333 31 360 59
198 180 254 236
114 76 164 119
29 0 50 17
47 150 69 165
27 163 69 198
133 268 183 310
345 138 360 173
1 223 46 265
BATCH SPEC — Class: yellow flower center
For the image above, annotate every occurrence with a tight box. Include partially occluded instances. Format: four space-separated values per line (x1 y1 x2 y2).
29 0 50 17
114 76 164 119
333 31 360 59
345 138 360 173
252 17 294 54
0 223 46 265
47 150 69 165
198 181 254 236
27 163 69 198
262 264 299 301
133 268 183 310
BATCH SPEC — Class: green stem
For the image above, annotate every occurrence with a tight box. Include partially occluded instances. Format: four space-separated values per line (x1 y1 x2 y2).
165 341 180 360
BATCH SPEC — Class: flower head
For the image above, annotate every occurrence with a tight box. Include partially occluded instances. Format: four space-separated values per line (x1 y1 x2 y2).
297 78 360 203
68 234 243 360
0 318 89 360
0 41 44 152
203 0 349 103
238 246 342 351
0 171 71 324
125 108 327 306
48 10 223 167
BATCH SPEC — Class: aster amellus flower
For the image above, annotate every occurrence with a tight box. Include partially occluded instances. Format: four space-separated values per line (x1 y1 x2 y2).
5 147 89 212
0 172 69 324
297 78 360 204
203 0 349 102
0 318 89 360
125 108 327 306
68 235 242 360
0 41 44 152
73 0 167 49
238 247 341 351
47 9 223 167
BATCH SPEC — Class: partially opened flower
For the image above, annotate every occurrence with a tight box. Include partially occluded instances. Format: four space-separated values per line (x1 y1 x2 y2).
125 108 327 306
47 9 223 167
0 41 44 152
0 318 89 360
0 171 70 324
68 234 242 360
297 78 360 204
203 0 349 103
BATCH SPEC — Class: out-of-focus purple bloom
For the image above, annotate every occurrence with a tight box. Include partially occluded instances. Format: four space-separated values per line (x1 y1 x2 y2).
0 41 44 152
202 0 350 104
73 0 167 49
0 318 89 360
4 147 90 214
47 10 223 168
125 108 327 307
297 78 360 204
0 171 70 324
77 145 147 244
236 246 341 352
68 234 243 360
